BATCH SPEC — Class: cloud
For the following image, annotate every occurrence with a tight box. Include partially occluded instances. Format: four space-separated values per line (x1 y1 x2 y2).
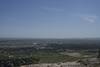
41 6 64 12
81 15 97 23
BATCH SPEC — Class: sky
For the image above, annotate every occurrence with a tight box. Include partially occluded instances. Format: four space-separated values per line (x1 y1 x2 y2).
0 0 100 38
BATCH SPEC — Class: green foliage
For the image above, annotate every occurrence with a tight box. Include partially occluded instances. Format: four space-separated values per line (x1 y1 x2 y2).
0 55 40 67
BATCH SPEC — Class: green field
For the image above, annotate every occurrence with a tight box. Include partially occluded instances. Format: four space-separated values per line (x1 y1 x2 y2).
32 52 79 63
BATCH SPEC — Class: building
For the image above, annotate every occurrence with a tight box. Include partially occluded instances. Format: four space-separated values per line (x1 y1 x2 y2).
20 62 86 67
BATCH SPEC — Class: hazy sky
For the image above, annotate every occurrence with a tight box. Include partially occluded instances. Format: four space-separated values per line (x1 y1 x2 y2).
0 0 100 38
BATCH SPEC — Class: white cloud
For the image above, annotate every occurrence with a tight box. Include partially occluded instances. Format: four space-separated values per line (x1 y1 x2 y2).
41 6 64 12
81 15 97 23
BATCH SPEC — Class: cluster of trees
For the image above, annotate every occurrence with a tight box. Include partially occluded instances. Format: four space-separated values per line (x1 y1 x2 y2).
46 43 100 50
0 56 40 67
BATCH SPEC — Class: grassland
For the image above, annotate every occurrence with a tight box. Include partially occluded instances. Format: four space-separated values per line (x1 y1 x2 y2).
32 52 79 63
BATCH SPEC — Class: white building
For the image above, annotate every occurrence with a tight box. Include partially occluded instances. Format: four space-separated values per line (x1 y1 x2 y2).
21 62 86 67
